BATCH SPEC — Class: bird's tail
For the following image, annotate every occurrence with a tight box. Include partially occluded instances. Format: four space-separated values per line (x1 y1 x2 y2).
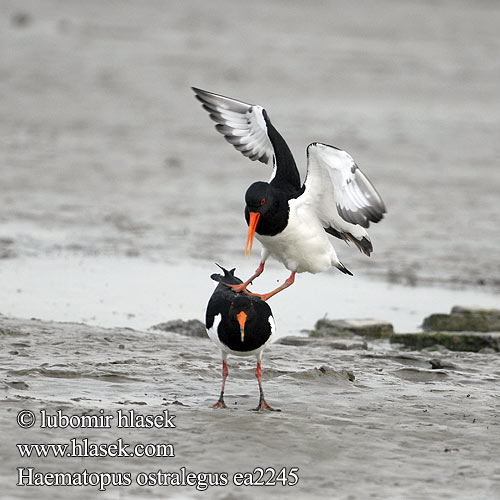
213 263 236 278
211 263 242 285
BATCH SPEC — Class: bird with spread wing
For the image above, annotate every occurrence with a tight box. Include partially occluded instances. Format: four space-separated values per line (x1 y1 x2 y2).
192 87 386 301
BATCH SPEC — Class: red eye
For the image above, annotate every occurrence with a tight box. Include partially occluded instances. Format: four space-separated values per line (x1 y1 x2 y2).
260 198 266 205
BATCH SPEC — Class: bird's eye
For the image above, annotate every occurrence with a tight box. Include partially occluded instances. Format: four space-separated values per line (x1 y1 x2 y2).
260 198 266 205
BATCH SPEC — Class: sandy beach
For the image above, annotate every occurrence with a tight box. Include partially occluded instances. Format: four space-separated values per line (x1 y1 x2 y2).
1 0 500 498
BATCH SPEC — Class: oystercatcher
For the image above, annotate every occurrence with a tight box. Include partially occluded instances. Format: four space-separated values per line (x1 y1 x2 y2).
193 87 386 300
205 265 277 411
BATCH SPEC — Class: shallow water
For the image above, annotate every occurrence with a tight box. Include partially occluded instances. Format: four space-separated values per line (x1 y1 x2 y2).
1 256 500 336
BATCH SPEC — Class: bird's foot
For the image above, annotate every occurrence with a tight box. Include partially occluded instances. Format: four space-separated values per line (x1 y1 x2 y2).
247 291 272 302
212 400 227 409
246 292 272 302
254 400 280 412
224 282 249 294
248 272 296 302
224 262 265 295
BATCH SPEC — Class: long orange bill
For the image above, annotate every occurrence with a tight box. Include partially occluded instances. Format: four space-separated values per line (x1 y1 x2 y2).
245 212 260 258
236 311 247 342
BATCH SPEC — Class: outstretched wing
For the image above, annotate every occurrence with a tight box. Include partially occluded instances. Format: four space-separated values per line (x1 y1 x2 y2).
192 87 274 166
302 142 386 256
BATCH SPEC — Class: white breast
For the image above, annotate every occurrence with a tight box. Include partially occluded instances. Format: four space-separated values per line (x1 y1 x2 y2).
256 199 339 274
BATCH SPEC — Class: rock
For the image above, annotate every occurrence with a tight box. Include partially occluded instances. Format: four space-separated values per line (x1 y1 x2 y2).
428 358 445 370
276 336 367 350
151 319 207 338
289 365 356 382
340 369 356 382
310 318 394 339
7 381 29 390
316 366 356 381
422 306 500 332
390 331 500 352
479 347 496 354
428 358 456 370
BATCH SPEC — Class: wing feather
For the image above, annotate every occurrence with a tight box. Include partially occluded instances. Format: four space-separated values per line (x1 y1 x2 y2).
192 87 274 166
303 142 386 255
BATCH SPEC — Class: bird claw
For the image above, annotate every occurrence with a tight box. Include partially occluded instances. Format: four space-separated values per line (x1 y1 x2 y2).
224 283 272 302
212 400 227 409
253 401 280 412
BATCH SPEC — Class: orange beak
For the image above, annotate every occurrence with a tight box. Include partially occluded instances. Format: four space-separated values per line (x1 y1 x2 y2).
236 311 247 342
245 212 260 258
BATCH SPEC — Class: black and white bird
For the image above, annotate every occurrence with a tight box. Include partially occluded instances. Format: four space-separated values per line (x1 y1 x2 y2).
205 265 277 411
193 87 386 300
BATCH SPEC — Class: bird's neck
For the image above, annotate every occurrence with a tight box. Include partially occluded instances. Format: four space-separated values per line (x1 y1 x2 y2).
264 119 301 193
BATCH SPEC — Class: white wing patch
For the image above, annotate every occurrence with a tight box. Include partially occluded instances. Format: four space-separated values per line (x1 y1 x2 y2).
302 143 386 256
206 313 223 350
268 315 276 339
192 87 275 167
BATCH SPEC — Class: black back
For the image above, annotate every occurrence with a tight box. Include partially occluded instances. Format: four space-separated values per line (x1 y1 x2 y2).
206 265 274 352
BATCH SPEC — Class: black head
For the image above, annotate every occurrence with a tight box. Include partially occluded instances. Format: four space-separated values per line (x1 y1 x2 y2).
243 182 281 257
229 295 256 317
243 180 289 246
245 181 274 214
229 295 258 342
208 293 274 351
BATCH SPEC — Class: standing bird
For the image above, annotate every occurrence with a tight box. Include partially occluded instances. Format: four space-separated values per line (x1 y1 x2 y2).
205 265 277 411
192 87 386 300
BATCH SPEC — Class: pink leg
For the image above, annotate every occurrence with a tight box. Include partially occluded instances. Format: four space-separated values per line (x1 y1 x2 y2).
254 361 279 411
213 360 229 408
226 261 265 294
249 272 295 302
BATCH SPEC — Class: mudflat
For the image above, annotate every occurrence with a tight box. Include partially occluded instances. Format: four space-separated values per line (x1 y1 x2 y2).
2 315 500 499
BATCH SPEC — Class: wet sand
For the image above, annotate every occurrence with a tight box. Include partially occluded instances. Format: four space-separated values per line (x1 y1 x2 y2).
2 315 500 500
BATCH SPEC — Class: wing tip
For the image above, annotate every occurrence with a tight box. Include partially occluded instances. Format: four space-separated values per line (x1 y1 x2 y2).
357 236 373 256
191 86 207 97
